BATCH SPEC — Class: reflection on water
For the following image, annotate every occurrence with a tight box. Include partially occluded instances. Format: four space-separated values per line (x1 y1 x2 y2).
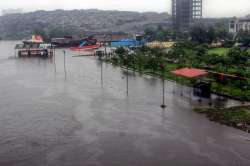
0 41 249 166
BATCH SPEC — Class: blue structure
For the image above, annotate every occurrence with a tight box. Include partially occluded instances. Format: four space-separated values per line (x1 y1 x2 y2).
79 41 87 47
111 39 145 47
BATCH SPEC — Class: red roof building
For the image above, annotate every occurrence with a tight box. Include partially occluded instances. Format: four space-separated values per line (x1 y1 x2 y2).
171 68 208 78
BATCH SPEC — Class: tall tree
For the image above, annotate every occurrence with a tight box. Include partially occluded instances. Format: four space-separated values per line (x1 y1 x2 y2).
190 24 208 44
227 47 248 67
237 30 250 47
207 26 216 43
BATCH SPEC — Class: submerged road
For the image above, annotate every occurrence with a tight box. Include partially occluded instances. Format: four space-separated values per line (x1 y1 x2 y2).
0 41 249 166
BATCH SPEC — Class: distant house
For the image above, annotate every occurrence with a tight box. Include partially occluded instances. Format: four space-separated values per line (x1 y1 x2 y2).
110 39 143 47
210 41 223 48
146 41 175 49
229 17 250 34
93 33 145 48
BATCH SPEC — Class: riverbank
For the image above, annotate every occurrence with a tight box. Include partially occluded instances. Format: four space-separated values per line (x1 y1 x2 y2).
105 58 249 101
194 106 250 133
105 45 250 102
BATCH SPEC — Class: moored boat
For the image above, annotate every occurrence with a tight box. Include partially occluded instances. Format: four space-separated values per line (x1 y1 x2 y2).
70 37 100 51
15 35 54 58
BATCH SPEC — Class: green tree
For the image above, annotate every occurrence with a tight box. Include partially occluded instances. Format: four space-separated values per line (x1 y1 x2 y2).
144 27 156 42
207 26 216 43
190 24 208 44
227 47 248 67
135 52 146 71
115 47 128 65
144 26 171 42
237 30 250 47
155 25 170 41
216 28 229 40
194 45 208 67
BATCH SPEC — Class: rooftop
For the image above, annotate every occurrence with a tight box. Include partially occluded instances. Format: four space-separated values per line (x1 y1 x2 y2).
171 67 208 78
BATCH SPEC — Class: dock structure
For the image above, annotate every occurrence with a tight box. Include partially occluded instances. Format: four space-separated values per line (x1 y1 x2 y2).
172 0 202 31
15 35 54 58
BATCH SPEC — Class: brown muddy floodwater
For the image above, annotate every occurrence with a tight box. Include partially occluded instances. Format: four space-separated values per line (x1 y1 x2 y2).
0 41 249 166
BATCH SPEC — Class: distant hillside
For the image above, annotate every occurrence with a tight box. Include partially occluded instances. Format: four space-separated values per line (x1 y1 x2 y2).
0 9 171 40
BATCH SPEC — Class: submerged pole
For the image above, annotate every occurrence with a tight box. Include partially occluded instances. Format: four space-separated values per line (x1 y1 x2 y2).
161 78 166 108
63 50 67 80
53 46 56 73
104 41 107 56
160 64 166 108
101 56 103 88
126 58 129 96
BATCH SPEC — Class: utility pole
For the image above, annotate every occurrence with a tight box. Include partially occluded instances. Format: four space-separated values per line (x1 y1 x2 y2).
160 64 166 108
53 45 56 73
101 56 103 88
126 56 129 96
63 50 67 80
104 34 107 56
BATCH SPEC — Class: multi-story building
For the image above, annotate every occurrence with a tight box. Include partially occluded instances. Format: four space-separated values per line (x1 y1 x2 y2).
229 17 250 34
172 0 202 31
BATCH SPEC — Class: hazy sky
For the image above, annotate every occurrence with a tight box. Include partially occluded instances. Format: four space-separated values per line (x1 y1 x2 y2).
0 0 250 17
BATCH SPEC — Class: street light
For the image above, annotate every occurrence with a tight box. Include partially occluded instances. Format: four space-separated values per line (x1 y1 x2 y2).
101 53 104 88
125 55 129 96
53 45 56 73
63 50 67 80
160 64 166 108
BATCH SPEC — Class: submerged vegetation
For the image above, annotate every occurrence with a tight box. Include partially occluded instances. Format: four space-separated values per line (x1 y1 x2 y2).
108 42 250 101
194 106 250 133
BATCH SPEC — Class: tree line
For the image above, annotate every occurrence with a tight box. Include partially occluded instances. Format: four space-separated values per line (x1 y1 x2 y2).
144 23 250 47
110 43 250 100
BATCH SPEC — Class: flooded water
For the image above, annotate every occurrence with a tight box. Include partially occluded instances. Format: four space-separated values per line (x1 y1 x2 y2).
0 41 249 166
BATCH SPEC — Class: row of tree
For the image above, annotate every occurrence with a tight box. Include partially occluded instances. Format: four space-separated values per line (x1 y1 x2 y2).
144 24 250 47
169 43 250 76
111 44 250 99
114 43 250 77
190 24 230 44
144 26 172 42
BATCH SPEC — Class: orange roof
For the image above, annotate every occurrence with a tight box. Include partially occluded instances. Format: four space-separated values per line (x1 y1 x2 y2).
171 68 208 78
25 35 43 43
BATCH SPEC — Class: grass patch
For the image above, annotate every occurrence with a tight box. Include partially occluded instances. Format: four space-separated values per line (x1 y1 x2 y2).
208 48 229 56
208 48 250 56
194 106 250 133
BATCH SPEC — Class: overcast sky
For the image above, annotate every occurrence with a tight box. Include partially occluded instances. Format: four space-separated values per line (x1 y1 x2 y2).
0 0 250 17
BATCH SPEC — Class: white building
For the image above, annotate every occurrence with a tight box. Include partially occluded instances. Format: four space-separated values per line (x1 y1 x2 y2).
229 17 250 34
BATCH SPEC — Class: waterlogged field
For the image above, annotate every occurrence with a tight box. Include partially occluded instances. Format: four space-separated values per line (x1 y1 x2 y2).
0 41 249 166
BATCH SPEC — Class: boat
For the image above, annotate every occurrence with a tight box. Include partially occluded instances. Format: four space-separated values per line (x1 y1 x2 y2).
70 44 100 51
51 36 83 48
70 37 100 51
15 35 54 57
